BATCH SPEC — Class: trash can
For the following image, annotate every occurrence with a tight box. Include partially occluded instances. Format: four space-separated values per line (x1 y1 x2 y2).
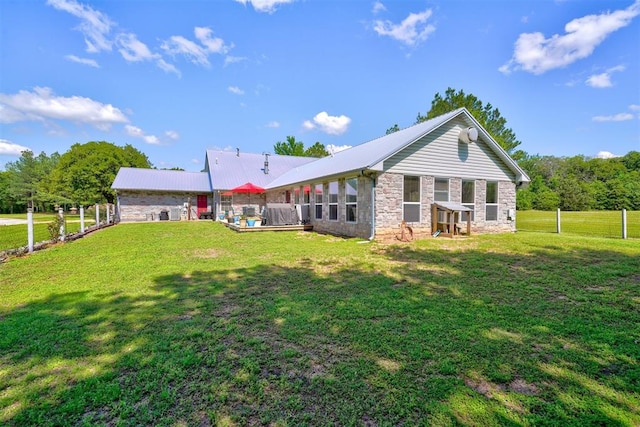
159 210 169 221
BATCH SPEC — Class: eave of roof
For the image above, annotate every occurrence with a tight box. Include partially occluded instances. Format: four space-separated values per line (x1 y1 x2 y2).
111 167 212 192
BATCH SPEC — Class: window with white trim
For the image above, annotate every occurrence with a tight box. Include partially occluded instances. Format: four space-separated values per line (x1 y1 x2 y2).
403 176 420 222
294 187 300 204
461 180 475 222
221 194 232 214
345 178 357 223
434 178 449 202
314 184 323 219
328 181 338 221
486 181 498 221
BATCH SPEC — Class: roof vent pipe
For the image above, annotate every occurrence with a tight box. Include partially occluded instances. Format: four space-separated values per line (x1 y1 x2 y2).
236 147 240 157
263 152 270 174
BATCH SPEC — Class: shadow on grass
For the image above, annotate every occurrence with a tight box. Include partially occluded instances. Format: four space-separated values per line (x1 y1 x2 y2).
1 242 639 425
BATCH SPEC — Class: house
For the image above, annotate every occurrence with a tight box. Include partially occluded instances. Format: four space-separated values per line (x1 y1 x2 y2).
112 108 530 238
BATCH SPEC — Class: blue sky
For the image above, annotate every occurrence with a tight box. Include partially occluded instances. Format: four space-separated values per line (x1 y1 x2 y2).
1 0 639 172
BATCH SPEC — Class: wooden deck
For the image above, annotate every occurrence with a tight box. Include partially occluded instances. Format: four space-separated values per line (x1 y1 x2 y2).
223 222 313 233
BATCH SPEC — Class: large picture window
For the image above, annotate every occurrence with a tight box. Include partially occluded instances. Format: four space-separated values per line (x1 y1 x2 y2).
346 178 357 223
462 180 475 222
328 181 338 221
403 176 420 222
314 184 323 219
434 178 449 202
486 181 498 221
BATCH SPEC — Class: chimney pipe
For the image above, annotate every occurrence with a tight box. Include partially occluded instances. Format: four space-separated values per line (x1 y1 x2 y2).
263 152 270 174
236 147 240 157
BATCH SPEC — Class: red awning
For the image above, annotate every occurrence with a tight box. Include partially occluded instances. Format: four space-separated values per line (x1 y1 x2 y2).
230 182 265 194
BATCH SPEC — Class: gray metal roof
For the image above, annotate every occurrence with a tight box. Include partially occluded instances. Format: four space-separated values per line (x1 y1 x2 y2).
205 150 316 190
111 167 212 192
266 108 529 189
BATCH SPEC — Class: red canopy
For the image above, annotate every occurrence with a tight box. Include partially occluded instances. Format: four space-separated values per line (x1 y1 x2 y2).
230 182 265 194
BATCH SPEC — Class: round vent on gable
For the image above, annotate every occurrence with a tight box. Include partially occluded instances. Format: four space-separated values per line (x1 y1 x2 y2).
459 127 478 144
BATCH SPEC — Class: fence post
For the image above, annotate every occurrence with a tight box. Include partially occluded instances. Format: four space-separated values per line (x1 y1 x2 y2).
80 206 85 233
95 203 100 227
27 208 34 253
106 204 111 224
58 208 65 242
622 209 627 239
556 208 561 234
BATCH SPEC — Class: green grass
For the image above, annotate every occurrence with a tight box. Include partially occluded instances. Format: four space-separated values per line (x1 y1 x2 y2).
517 210 640 239
0 215 96 252
1 222 639 426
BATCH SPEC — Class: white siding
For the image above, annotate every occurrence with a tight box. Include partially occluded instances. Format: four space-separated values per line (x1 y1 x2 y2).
384 118 515 181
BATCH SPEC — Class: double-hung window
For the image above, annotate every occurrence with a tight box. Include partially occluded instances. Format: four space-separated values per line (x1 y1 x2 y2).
461 180 475 222
328 181 338 221
221 194 232 214
314 184 323 219
486 181 498 221
434 178 449 202
345 178 357 223
403 176 420 222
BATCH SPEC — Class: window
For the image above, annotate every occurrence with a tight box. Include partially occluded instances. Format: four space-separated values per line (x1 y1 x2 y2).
302 186 311 223
434 178 449 202
461 180 475 222
329 181 338 221
346 178 357 223
220 194 232 214
294 188 300 204
303 186 310 204
486 181 498 221
314 184 323 219
403 176 420 222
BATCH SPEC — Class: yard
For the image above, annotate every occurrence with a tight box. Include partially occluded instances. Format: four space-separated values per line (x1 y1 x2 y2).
0 222 638 426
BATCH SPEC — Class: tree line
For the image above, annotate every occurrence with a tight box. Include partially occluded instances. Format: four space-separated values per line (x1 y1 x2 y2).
2 88 638 213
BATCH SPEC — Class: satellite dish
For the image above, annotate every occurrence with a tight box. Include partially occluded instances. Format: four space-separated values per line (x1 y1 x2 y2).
459 127 478 144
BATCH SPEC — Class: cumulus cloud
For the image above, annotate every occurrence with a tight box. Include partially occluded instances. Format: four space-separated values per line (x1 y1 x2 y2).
0 87 128 130
595 151 618 159
117 33 157 62
47 0 113 53
586 65 626 88
304 112 351 135
125 124 161 145
65 54 99 68
373 8 436 46
234 0 294 13
0 139 31 156
266 121 280 128
500 1 640 75
228 86 245 95
372 1 386 14
165 130 180 140
162 27 231 67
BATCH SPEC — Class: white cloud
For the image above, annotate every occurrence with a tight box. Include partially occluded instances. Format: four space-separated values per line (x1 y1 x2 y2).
191 158 201 164
161 27 231 67
117 33 157 62
156 59 181 77
326 144 352 154
0 87 128 130
373 9 436 46
372 1 386 14
65 54 99 68
304 112 351 135
500 1 640 75
595 151 618 159
0 139 31 156
234 0 294 13
165 130 180 140
228 86 245 95
592 113 634 122
47 0 113 53
224 55 248 67
125 124 161 145
266 121 280 128
586 65 625 88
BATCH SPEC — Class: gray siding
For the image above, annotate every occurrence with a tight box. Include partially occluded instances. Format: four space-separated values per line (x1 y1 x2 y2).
384 118 515 181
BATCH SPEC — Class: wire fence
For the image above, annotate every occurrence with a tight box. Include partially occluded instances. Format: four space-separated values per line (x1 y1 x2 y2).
516 210 639 239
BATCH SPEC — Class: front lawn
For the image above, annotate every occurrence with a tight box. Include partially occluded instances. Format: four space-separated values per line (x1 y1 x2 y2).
1 222 638 426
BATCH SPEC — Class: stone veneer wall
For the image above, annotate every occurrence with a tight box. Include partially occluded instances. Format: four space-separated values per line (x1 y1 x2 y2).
117 191 209 221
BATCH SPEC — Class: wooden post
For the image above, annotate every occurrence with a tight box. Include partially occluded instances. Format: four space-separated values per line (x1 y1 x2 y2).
622 209 627 239
431 204 437 235
58 208 65 242
556 208 561 234
27 208 34 253
80 206 85 233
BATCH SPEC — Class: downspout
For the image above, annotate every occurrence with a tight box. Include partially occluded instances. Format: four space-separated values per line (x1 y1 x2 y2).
369 174 376 240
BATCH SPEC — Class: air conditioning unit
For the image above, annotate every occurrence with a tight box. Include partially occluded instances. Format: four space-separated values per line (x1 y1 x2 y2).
169 208 181 221
459 126 478 144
